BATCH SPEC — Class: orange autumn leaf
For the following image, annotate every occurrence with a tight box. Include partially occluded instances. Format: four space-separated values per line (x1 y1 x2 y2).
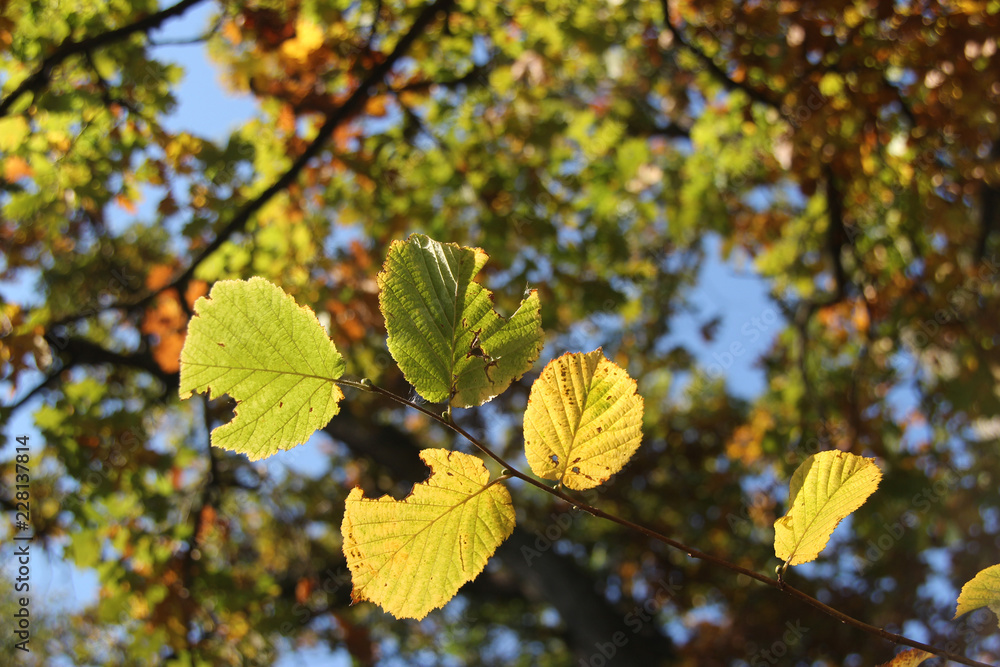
146 264 176 290
198 505 217 542
185 280 208 306
141 279 205 374
115 193 137 214
851 299 870 333
364 95 388 117
295 577 313 604
152 332 186 374
725 408 774 465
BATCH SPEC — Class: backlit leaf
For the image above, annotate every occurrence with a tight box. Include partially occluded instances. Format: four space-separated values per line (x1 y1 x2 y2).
774 450 882 566
179 277 345 460
377 234 543 407
523 349 644 490
955 563 1000 629
341 449 515 620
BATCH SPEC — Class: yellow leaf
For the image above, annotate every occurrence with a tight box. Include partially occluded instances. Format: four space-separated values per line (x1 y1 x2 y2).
523 349 644 490
341 449 515 620
774 450 882 566
955 563 1000 628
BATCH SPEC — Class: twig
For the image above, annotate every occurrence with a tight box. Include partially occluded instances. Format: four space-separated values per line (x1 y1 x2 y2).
0 0 209 118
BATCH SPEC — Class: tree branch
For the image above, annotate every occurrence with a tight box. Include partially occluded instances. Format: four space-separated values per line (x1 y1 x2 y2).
0 0 209 118
1 336 175 426
333 378 993 667
976 139 1000 260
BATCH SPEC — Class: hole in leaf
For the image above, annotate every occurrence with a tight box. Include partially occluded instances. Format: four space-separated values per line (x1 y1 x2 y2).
550 454 559 464
572 466 580 473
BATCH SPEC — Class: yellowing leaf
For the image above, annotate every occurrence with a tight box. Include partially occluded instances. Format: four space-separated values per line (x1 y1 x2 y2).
341 449 515 620
876 648 934 667
377 234 543 407
774 450 882 566
523 349 644 490
955 563 1000 628
179 277 345 460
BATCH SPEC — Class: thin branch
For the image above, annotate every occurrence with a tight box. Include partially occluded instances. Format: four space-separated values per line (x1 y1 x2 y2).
332 377 993 667
47 0 456 329
2 362 74 414
0 0 209 118
1 336 175 425
83 51 144 118
180 394 220 654
390 64 491 94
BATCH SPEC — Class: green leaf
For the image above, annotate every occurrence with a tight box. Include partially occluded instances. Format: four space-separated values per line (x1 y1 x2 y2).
377 234 543 407
523 349 644 490
955 563 1000 628
178 277 346 460
773 450 882 566
341 449 515 620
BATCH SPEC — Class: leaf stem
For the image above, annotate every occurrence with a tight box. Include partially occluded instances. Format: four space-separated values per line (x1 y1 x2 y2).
332 377 993 667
